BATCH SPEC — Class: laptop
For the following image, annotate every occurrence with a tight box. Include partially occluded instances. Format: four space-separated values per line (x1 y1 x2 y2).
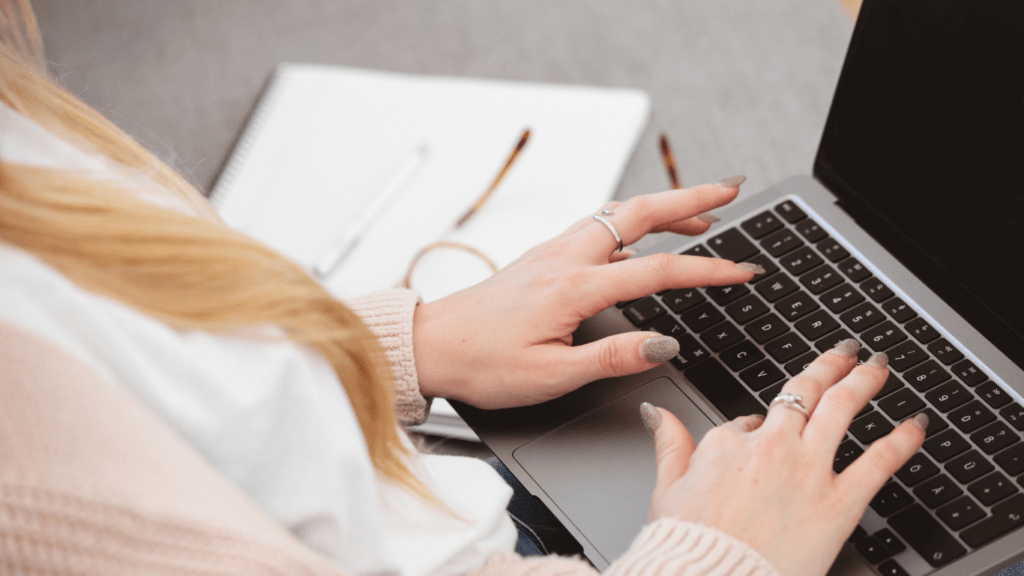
453 1 1024 574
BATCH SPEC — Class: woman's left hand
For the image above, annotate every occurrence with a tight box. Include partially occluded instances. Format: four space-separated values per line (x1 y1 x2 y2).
412 179 761 409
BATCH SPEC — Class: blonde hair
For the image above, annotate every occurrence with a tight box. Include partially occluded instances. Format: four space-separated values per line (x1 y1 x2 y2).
0 1 430 499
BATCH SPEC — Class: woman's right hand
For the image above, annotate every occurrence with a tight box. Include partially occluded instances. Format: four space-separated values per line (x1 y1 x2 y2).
643 342 928 576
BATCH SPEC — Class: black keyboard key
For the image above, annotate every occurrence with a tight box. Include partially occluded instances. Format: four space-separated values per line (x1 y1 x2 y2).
874 372 905 401
740 359 785 391
795 309 840 341
681 244 713 257
946 449 994 484
719 340 766 372
862 321 908 352
779 246 823 276
799 264 843 295
915 474 964 508
741 210 784 239
814 329 855 353
705 283 750 306
758 382 786 407
708 228 759 262
969 471 1018 505
882 297 917 323
741 253 778 283
860 277 894 303
680 303 725 333
684 359 766 420
700 321 746 352
925 380 971 412
784 351 819 377
850 525 868 545
977 381 1013 409
971 421 1020 455
774 200 806 223
905 360 951 392
951 359 987 387
795 218 828 242
924 430 971 462
950 401 996 433
888 504 966 566
764 332 810 363
774 290 819 321
815 237 850 263
896 452 940 487
822 283 865 313
870 482 915 517
834 439 864 473
616 299 638 308
873 529 906 557
887 340 927 372
646 316 686 340
839 301 885 333
850 411 894 444
755 274 799 303
760 228 804 257
623 297 666 326
877 560 910 576
855 535 895 564
745 313 790 344
995 443 1024 476
663 288 707 313
724 294 769 324
838 256 872 282
878 389 926 421
1001 403 1024 431
961 494 1024 548
937 495 986 530
669 334 711 370
927 338 964 366
906 317 940 344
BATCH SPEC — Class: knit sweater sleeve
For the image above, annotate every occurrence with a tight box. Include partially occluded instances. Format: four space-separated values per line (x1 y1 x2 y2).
345 289 432 425
470 519 781 576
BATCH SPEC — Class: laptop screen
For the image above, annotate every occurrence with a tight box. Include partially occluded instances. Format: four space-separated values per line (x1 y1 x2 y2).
814 0 1024 367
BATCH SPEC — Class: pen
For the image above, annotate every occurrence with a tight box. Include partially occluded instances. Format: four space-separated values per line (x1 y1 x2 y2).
313 143 430 279
659 132 681 189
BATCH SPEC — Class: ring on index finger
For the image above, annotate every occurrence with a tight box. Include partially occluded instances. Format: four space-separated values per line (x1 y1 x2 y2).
592 209 624 252
769 392 811 420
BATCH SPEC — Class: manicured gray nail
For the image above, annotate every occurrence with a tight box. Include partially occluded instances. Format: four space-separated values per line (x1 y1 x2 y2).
829 339 861 358
640 402 662 435
910 411 930 432
736 262 766 275
866 352 889 369
715 175 747 188
641 336 680 364
696 213 721 224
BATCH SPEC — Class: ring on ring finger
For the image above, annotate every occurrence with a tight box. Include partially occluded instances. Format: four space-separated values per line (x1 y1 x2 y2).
592 209 624 252
769 392 811 420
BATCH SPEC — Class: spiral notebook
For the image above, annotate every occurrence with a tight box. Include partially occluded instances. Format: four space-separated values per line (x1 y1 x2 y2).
209 63 650 438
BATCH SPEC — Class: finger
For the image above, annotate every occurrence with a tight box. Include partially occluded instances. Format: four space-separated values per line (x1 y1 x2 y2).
608 248 637 263
587 254 763 306
719 413 766 433
837 414 928 512
762 339 861 434
804 353 891 454
556 331 681 387
644 404 697 494
572 181 744 260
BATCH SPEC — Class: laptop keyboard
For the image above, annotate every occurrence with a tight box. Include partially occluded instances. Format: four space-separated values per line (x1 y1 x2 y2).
617 199 1024 575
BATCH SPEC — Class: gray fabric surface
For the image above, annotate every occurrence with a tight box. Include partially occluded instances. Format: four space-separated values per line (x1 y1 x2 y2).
35 0 853 216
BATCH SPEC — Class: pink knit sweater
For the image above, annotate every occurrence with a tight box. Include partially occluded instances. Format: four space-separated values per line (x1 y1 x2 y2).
0 289 781 576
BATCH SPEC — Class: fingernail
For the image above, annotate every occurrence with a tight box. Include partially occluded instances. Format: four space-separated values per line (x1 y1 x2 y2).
736 262 766 275
715 175 747 188
640 402 662 435
866 352 889 369
829 338 861 358
909 411 930 432
696 213 721 224
641 336 680 364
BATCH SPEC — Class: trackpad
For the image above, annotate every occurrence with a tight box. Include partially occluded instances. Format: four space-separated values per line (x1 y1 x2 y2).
513 377 717 563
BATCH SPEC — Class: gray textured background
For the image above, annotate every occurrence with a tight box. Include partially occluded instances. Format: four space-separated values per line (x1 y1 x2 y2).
34 0 853 205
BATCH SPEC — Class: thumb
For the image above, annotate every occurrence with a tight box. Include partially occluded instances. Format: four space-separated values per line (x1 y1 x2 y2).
571 332 680 383
641 403 696 495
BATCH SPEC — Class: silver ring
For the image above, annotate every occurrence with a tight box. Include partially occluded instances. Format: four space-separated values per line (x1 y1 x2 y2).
592 214 623 252
769 392 810 419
